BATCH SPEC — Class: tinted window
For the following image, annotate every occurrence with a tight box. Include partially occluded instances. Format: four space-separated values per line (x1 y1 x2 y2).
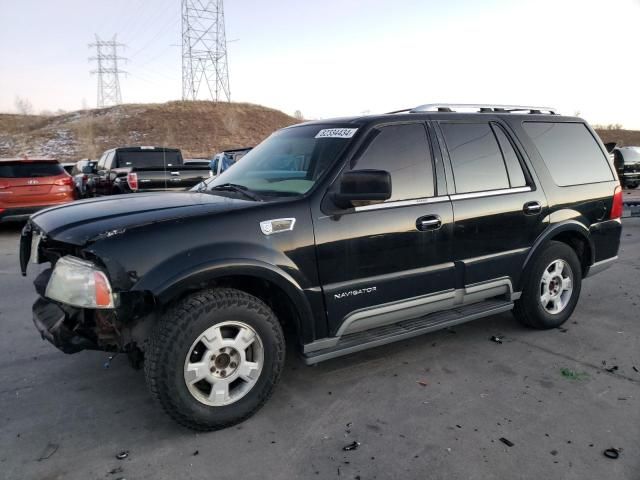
0 162 64 178
440 123 509 193
492 124 527 187
353 123 434 201
116 150 182 168
523 122 614 186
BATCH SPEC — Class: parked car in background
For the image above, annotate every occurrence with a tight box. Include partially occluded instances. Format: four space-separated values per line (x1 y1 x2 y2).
0 157 76 222
89 146 210 195
70 159 98 198
613 146 640 188
209 147 252 178
22 104 622 430
60 162 76 175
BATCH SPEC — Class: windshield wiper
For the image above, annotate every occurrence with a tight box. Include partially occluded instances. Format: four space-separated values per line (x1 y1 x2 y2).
209 183 263 201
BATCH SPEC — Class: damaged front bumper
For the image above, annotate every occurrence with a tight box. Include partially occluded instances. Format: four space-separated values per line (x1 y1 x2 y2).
33 297 97 354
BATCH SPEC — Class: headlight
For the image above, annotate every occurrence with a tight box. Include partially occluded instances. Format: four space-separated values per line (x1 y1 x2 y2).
45 256 116 309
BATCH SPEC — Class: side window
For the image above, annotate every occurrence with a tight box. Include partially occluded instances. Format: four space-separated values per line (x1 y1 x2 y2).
440 123 509 193
491 124 527 188
522 122 614 186
353 123 434 201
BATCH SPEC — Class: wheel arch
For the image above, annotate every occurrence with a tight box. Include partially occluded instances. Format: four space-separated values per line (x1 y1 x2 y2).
149 260 316 345
520 220 595 289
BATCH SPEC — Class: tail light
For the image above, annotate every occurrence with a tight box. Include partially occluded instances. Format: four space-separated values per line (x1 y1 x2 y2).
54 176 74 186
610 185 623 219
127 172 139 191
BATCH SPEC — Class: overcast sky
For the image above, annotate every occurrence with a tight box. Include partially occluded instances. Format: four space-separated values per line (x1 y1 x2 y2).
1 0 639 127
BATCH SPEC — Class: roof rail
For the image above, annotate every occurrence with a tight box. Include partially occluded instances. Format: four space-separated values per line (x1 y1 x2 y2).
407 103 558 115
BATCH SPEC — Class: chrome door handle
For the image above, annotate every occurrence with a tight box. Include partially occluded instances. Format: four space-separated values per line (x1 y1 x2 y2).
523 201 542 215
416 215 442 231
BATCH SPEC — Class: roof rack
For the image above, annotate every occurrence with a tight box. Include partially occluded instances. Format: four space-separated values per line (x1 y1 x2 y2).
406 103 558 115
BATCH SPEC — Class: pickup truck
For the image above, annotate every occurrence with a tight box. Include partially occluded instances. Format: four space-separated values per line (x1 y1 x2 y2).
91 146 210 195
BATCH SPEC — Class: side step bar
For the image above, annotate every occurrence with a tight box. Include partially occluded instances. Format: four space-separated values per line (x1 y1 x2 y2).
303 299 513 364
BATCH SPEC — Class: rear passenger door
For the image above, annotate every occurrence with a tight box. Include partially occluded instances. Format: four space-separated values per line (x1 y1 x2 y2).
436 120 548 292
314 122 455 336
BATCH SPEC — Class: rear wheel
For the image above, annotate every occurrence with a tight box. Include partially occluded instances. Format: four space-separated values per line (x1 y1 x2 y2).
144 288 285 431
514 241 582 329
625 181 638 189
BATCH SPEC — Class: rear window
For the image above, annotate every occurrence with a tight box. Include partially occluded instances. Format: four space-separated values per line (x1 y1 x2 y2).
0 162 64 178
523 122 614 186
116 150 182 168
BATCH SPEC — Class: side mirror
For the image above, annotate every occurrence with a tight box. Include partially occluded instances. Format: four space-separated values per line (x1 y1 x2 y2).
604 142 617 153
332 169 391 209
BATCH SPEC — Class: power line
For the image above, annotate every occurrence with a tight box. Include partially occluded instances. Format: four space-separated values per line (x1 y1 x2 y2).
89 35 127 107
181 0 230 102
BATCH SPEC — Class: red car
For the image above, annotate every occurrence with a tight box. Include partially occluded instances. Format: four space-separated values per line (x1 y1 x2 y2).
0 158 77 222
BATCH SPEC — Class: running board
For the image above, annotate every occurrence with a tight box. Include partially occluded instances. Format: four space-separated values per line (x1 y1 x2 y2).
303 299 513 364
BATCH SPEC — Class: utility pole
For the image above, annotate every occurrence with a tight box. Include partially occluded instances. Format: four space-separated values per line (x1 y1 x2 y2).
89 35 127 107
181 0 231 102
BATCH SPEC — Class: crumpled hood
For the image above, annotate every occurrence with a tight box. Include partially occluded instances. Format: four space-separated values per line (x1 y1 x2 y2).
31 191 256 246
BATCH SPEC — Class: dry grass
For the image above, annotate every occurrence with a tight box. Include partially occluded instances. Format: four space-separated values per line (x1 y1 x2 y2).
594 129 640 148
0 101 299 160
1 103 638 161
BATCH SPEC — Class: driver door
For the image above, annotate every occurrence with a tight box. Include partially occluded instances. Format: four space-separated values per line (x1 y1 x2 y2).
313 122 455 336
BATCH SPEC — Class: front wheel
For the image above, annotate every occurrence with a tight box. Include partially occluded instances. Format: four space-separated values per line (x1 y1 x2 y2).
514 241 582 329
144 288 285 431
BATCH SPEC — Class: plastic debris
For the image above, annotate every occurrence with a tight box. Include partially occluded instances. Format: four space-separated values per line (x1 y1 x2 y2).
633 366 639 373
193 450 199 456
490 335 504 344
499 437 514 447
417 380 428 387
116 451 129 460
103 354 118 369
605 365 619 373
603 448 621 459
108 467 124 475
560 368 589 380
343 441 360 451
37 443 59 461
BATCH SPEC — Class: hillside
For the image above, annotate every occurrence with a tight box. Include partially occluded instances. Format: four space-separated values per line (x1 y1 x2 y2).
0 103 638 161
0 101 299 161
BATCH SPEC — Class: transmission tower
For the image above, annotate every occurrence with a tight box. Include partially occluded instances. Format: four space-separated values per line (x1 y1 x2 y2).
181 0 231 102
89 35 127 107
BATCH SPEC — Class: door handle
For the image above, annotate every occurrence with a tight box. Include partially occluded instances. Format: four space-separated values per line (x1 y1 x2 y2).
523 201 542 215
416 215 442 231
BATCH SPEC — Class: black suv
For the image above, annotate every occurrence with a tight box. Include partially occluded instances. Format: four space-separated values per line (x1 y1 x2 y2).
20 104 622 430
613 146 640 189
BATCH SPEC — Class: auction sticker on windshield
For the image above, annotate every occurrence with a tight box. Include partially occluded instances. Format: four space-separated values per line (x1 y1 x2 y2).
315 128 358 139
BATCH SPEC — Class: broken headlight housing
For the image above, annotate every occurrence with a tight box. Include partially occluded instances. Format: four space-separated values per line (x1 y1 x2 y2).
45 256 116 309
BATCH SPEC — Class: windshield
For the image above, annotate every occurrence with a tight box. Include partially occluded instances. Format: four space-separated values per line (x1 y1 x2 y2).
620 147 640 164
198 125 356 197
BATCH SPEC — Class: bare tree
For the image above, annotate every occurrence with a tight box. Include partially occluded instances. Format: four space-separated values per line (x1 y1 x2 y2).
14 96 34 115
294 110 304 121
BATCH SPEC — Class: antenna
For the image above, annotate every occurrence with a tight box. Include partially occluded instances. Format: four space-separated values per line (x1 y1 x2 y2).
181 0 231 102
89 35 127 107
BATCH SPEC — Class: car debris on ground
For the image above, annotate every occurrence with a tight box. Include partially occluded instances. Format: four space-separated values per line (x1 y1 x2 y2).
499 437 515 447
343 441 360 451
